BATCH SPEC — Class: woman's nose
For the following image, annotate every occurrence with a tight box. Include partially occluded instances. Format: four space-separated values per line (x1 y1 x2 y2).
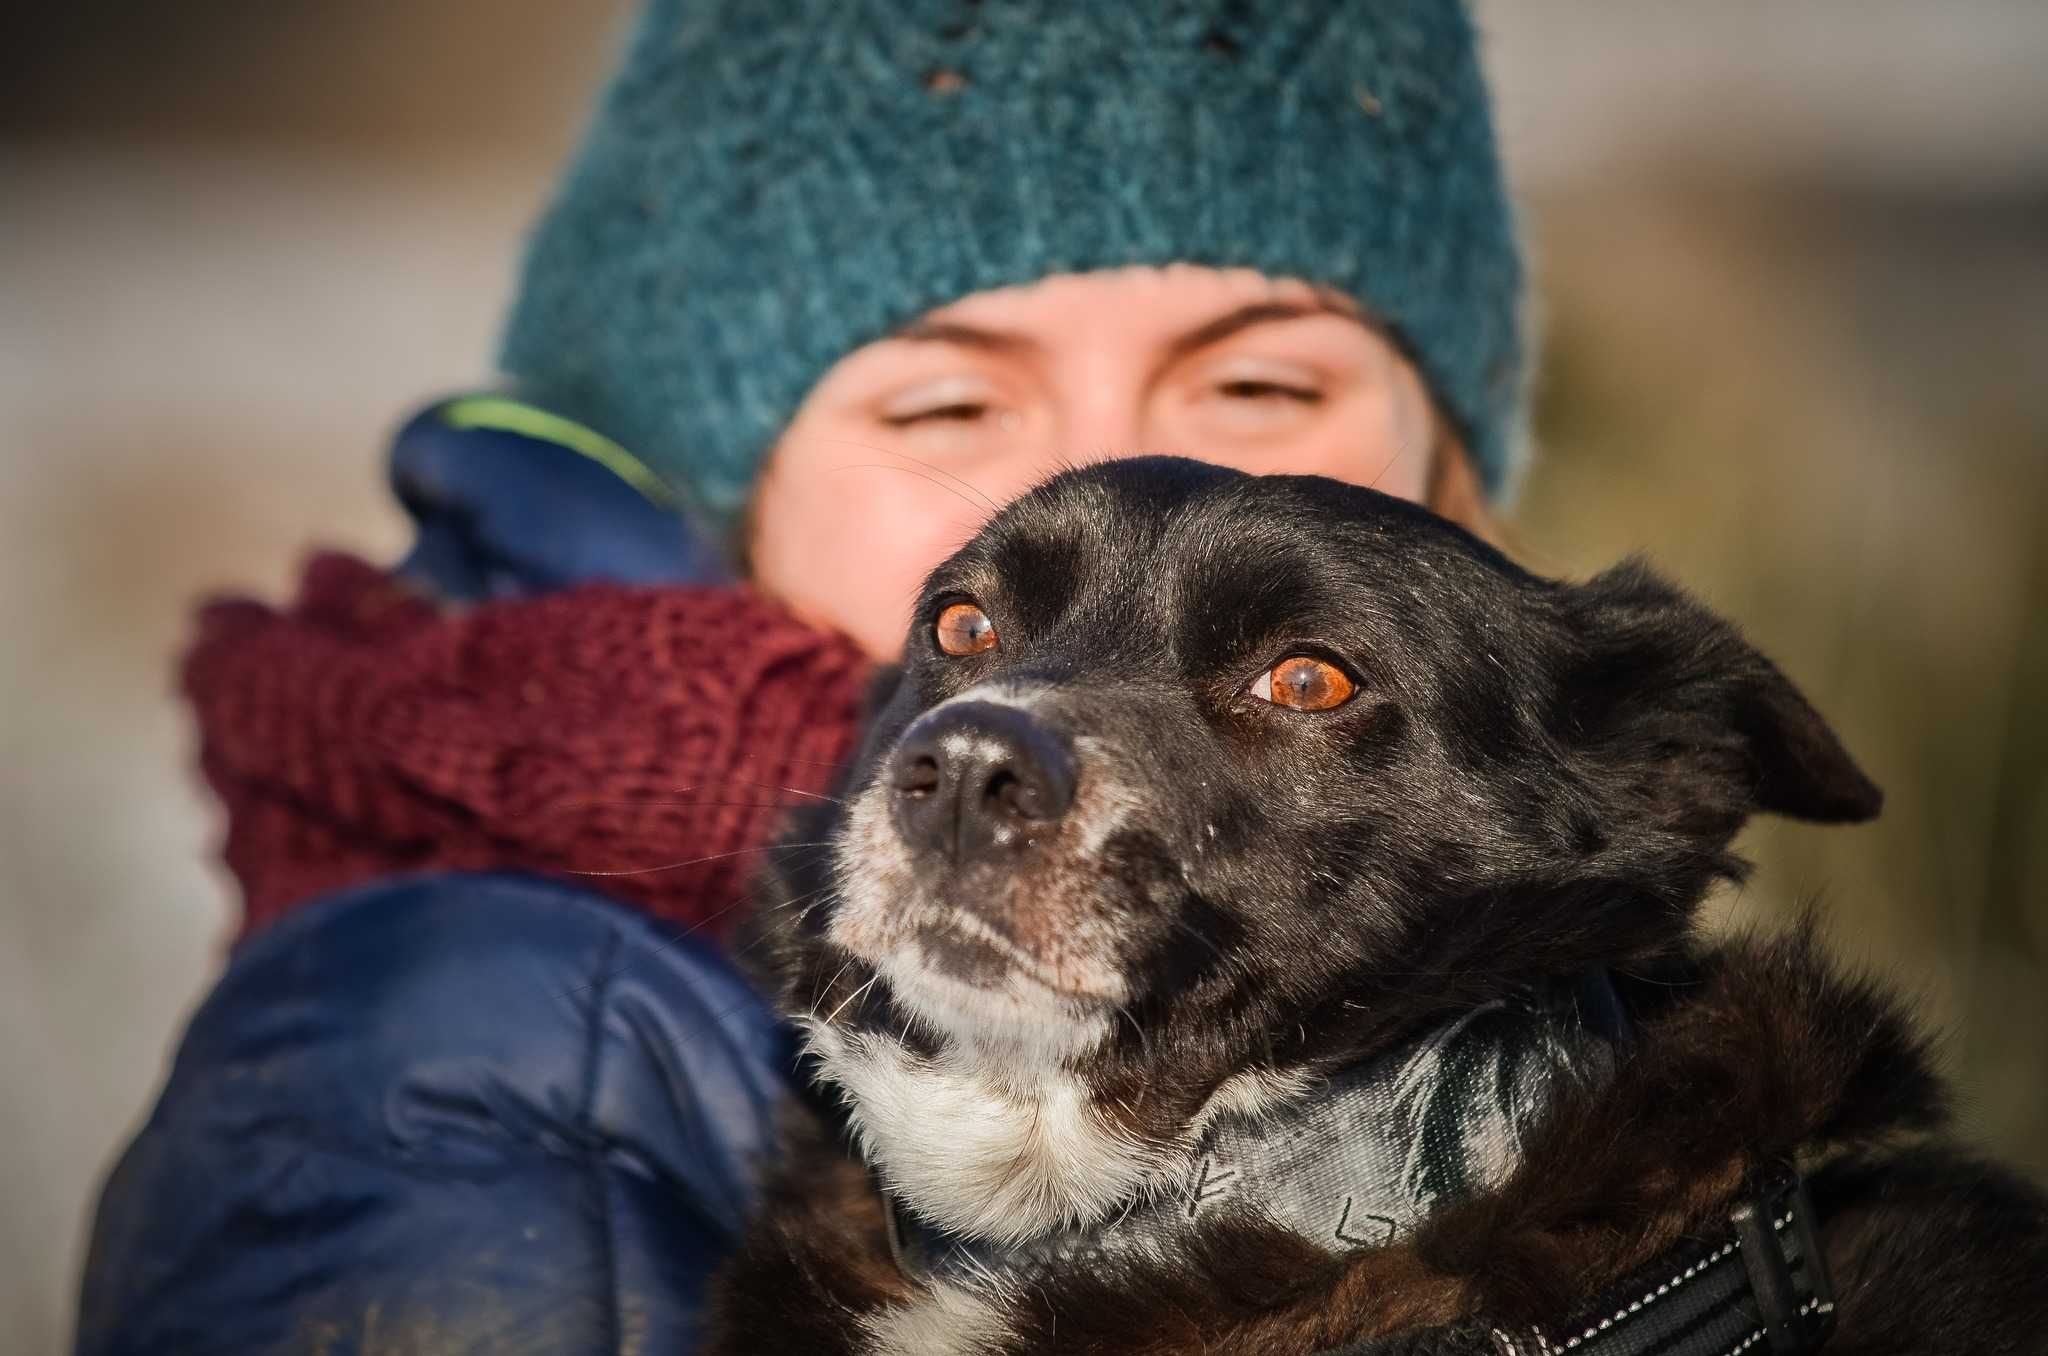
1043 380 1152 467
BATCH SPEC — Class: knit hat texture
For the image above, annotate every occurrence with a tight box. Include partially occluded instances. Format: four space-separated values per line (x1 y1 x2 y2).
500 0 1526 527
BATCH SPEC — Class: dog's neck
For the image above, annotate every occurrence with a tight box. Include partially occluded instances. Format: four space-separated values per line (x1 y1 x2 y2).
802 975 1625 1257
798 1013 1172 1244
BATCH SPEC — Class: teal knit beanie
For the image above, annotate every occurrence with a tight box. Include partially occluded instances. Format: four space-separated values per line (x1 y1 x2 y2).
500 0 1526 528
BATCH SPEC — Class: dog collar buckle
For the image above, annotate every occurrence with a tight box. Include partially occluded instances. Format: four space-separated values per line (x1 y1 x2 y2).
1730 1169 1836 1355
1490 1168 1837 1356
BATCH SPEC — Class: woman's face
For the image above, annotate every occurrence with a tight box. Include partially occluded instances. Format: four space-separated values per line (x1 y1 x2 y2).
749 265 1440 659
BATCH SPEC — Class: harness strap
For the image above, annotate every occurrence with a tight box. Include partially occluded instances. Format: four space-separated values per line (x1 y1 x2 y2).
1323 1171 1836 1356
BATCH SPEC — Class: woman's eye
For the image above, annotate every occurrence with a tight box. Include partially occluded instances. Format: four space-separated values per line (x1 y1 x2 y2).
878 376 1005 428
934 602 999 656
1249 656 1355 711
1216 379 1322 405
882 401 990 426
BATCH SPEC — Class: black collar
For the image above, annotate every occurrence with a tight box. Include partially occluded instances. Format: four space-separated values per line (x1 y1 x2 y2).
1329 1170 1837 1356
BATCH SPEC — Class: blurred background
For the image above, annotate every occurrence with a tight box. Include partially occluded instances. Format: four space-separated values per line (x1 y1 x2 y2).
3 1 2044 1348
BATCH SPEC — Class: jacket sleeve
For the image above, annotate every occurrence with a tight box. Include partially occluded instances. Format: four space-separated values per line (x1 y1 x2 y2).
76 872 796 1356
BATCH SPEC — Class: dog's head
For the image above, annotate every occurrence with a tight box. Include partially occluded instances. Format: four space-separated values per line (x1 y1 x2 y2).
749 457 1879 1240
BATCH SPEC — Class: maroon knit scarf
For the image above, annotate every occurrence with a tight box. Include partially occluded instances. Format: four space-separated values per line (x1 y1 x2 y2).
183 552 871 941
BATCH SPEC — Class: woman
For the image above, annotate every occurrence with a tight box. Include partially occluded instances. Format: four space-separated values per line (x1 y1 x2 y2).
77 1 1525 1350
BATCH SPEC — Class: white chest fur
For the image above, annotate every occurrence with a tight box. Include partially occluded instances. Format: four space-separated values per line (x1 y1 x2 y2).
859 1279 1013 1356
800 1018 1164 1246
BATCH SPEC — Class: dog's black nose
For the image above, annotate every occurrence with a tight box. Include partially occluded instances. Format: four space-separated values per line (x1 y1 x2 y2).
890 701 1077 862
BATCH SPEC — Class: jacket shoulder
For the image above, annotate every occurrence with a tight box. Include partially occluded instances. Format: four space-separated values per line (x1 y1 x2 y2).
78 873 793 1355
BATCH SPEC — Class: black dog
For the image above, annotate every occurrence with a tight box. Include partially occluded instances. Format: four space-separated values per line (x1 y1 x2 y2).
709 458 2048 1356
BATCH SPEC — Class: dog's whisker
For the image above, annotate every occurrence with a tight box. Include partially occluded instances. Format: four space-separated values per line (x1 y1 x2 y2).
566 873 844 996
828 462 994 519
565 840 835 879
823 972 882 1026
1366 422 1420 493
639 778 838 802
704 778 847 806
809 955 859 1017
806 436 1000 512
761 881 833 913
1114 1004 1155 1104
508 777 845 821
1160 913 1230 966
539 799 834 817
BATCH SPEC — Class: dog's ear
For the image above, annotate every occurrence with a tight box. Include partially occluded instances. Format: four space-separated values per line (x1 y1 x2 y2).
1557 560 1882 831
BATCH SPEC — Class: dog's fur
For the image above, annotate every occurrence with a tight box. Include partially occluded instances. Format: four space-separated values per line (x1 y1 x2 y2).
706 458 2048 1355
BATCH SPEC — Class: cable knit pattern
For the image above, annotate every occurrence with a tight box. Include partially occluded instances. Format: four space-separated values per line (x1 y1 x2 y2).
183 553 871 939
500 0 1526 524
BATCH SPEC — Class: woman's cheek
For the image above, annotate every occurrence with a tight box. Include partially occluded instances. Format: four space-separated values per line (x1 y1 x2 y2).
1286 398 1430 503
1342 423 1431 502
863 522 950 657
813 472 992 658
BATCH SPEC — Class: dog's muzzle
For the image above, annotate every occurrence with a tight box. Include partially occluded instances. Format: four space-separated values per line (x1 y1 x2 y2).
889 701 1078 865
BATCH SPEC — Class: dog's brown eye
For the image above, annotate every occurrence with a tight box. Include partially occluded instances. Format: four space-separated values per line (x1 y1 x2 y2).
1251 656 1355 711
934 602 998 656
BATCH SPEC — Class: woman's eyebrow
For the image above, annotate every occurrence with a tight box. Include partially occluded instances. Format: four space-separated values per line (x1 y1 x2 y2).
891 319 1039 353
890 293 1371 357
1160 297 1371 365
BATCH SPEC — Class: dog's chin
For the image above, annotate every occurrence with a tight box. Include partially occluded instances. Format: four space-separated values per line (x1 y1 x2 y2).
870 918 1121 1051
829 794 1133 1047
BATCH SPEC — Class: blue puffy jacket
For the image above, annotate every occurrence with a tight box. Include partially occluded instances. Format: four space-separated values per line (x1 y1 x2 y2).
78 402 788 1354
